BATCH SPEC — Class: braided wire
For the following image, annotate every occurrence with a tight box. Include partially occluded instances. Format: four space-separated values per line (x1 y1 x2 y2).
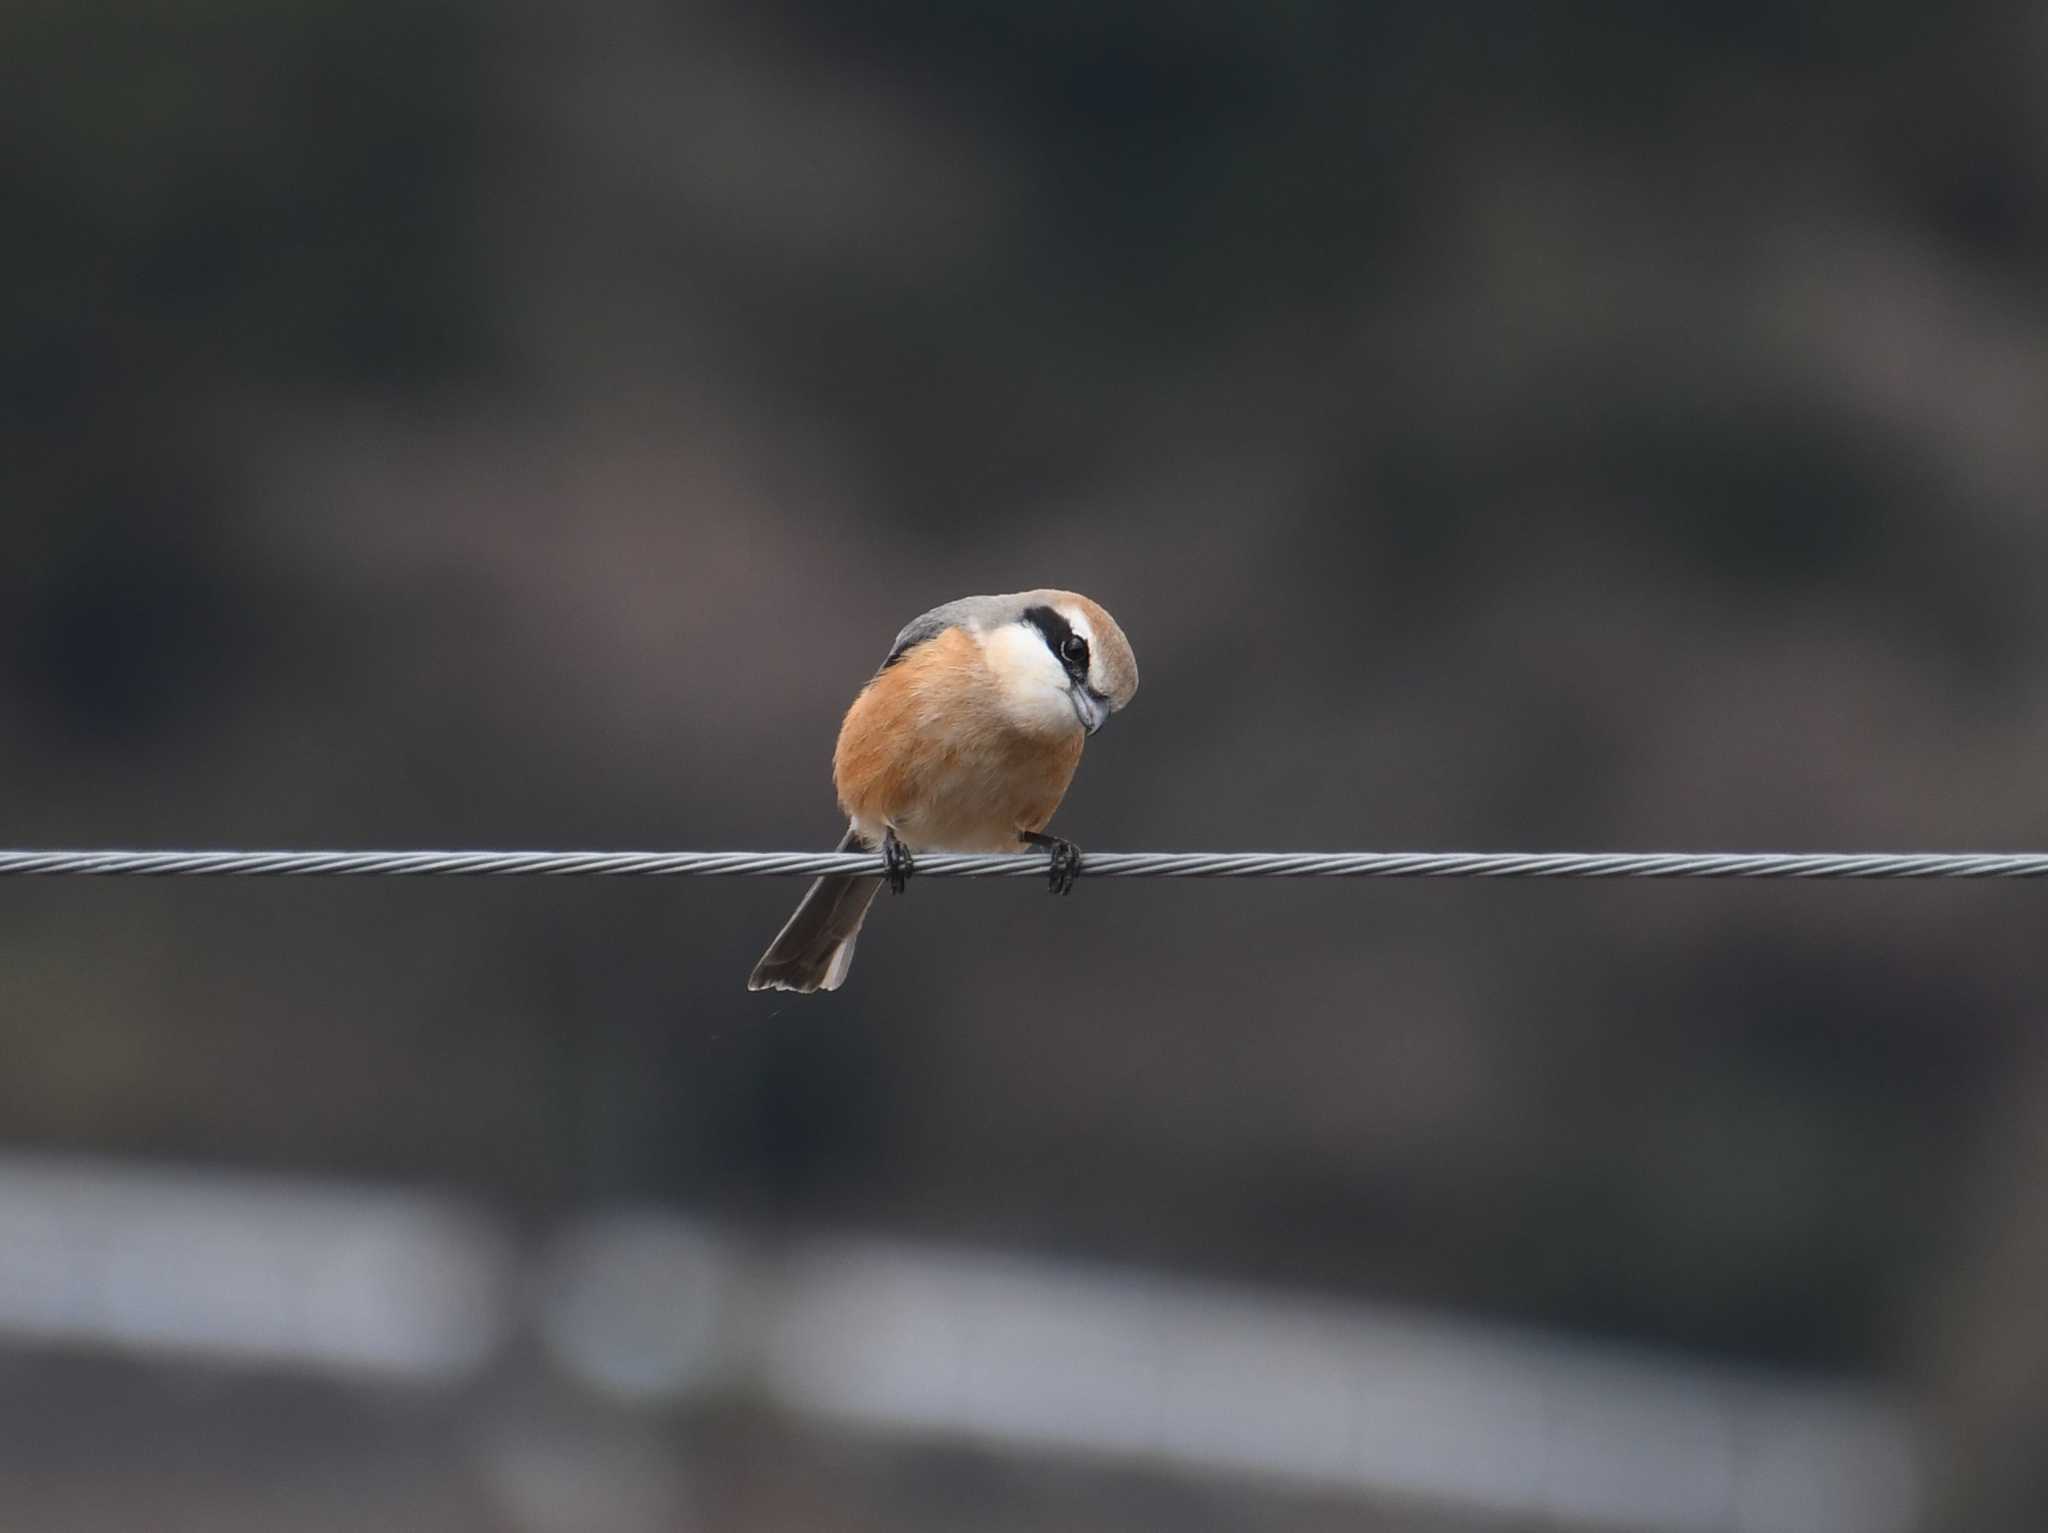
0 849 2045 879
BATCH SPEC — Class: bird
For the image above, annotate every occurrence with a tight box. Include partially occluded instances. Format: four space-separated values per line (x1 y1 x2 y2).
748 589 1139 993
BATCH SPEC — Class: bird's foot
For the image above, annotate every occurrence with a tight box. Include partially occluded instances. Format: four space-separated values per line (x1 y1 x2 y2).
882 828 916 895
1019 831 1083 895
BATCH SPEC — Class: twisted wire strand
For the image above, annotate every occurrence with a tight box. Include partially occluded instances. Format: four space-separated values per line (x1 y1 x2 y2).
0 849 2045 879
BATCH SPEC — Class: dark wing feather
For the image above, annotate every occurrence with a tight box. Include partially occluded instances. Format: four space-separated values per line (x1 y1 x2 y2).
879 598 975 670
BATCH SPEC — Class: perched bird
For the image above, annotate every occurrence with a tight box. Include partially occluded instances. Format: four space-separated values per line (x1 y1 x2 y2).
748 590 1139 993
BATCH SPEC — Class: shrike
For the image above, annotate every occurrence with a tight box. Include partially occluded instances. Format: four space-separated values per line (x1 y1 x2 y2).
748 590 1139 993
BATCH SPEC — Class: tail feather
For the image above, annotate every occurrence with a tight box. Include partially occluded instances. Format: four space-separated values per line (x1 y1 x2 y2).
747 829 883 993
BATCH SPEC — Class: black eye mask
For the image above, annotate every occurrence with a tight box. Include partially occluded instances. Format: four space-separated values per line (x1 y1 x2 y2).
1023 605 1091 686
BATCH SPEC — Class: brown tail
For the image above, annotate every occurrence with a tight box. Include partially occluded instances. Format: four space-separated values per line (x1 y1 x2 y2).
746 828 883 993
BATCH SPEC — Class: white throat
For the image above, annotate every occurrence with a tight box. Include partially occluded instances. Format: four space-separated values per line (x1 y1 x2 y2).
980 622 1085 735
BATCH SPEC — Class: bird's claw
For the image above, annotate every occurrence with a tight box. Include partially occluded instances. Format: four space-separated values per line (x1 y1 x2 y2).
1047 838 1082 895
1019 832 1083 895
882 829 915 895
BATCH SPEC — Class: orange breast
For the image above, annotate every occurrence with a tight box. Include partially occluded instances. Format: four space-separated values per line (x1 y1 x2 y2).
833 628 1085 853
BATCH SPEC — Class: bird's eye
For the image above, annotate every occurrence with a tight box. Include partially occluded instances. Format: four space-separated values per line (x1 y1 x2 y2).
1059 635 1088 670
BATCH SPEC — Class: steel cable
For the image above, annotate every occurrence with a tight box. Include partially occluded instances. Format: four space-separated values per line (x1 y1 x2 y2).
0 849 2045 879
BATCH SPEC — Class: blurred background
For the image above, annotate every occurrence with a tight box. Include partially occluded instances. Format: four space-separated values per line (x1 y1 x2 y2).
4 1 2047 1528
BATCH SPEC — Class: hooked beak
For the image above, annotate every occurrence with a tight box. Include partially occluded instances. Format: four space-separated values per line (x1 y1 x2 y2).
1070 686 1110 735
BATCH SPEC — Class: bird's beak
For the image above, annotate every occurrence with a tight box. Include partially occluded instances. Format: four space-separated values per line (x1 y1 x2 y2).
1071 687 1110 735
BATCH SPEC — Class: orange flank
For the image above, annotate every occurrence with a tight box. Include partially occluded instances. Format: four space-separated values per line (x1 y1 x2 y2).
835 628 1085 853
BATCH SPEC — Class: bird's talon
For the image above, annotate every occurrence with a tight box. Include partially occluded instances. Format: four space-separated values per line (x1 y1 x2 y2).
882 830 915 895
1055 855 1077 894
1026 835 1082 895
